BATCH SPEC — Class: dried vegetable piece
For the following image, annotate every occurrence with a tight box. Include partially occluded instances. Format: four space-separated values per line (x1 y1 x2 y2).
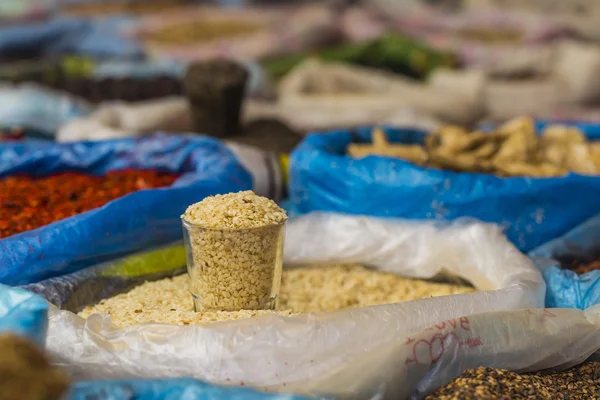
347 127 428 164
0 169 179 239
78 263 475 327
347 116 600 177
427 361 600 400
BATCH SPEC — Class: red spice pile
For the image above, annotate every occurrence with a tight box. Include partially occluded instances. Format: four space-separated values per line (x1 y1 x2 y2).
0 169 179 239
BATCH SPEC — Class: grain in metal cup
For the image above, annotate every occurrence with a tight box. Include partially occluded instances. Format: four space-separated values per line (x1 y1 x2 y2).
181 191 287 312
183 60 248 138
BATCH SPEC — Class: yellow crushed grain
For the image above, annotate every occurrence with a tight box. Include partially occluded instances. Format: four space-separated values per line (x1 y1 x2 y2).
78 264 475 327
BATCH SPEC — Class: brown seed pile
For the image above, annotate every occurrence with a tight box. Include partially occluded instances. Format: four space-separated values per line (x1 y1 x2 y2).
427 361 600 400
182 191 287 312
78 264 475 327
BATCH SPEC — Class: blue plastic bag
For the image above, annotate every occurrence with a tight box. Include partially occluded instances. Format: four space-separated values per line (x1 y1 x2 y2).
0 18 88 54
0 134 253 286
0 17 143 59
529 213 600 310
0 284 47 344
289 126 600 252
67 378 308 400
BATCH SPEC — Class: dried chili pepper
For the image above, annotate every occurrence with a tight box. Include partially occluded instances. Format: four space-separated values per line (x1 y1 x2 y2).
0 169 179 239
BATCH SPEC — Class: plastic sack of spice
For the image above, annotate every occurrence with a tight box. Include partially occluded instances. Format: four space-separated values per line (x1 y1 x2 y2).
288 125 600 252
528 213 600 310
0 135 285 286
367 5 578 75
34 214 543 386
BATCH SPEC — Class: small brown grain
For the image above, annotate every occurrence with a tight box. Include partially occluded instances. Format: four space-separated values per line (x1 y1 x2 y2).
427 361 600 400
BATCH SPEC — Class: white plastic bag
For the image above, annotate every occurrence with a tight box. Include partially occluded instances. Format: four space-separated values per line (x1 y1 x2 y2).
45 214 552 398
294 305 600 399
57 97 190 142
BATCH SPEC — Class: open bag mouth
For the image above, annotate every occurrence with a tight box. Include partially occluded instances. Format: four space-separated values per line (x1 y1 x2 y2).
18 212 555 399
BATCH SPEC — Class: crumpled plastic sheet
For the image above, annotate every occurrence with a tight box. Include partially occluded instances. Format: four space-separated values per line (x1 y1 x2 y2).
289 126 600 252
40 214 550 400
529 212 600 309
0 134 253 286
0 284 48 344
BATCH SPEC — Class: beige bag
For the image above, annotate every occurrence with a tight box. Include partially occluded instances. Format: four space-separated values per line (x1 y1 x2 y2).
484 79 564 122
57 97 191 142
278 59 484 125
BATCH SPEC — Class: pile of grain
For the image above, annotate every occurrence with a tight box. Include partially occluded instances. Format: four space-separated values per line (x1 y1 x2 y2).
78 263 475 327
427 361 600 400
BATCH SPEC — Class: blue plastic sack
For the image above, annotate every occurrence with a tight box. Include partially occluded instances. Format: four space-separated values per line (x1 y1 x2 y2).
289 126 600 252
0 134 253 286
67 378 308 400
0 17 143 59
0 18 88 54
0 284 48 344
0 85 92 135
529 213 600 310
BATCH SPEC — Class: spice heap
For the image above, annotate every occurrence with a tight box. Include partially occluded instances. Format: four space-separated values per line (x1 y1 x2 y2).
78 263 475 327
0 169 179 239
182 190 288 312
427 361 600 400
347 116 600 177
